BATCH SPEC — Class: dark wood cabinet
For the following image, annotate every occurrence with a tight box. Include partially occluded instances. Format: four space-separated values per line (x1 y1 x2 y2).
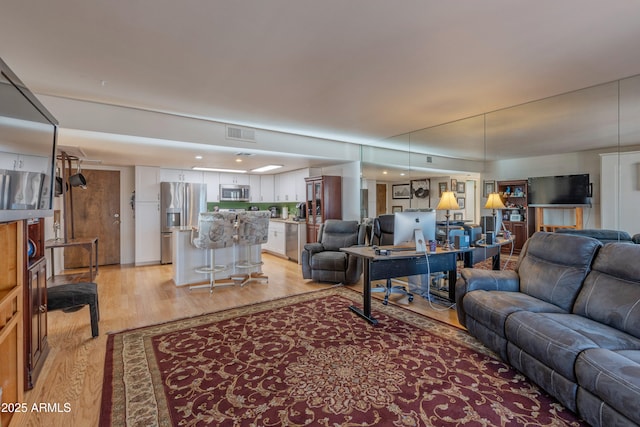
305 176 342 243
502 220 528 254
24 218 49 390
496 180 534 254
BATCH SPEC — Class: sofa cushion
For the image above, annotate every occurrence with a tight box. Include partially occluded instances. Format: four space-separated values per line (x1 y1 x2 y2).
505 312 640 381
516 232 601 311
573 243 640 340
463 290 566 339
576 349 640 425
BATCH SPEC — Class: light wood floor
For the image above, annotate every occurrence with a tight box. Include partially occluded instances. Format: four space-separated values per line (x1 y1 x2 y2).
13 253 461 427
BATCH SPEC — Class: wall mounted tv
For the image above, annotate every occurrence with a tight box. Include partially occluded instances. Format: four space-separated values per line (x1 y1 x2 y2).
0 57 58 222
527 174 591 206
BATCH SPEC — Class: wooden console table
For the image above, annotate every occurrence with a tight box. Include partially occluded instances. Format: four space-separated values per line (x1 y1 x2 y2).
534 206 584 232
45 237 99 282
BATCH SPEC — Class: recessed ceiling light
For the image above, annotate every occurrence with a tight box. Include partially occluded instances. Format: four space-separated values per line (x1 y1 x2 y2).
383 171 388 175
251 165 283 173
192 167 247 173
235 158 243 163
195 155 203 160
400 172 405 176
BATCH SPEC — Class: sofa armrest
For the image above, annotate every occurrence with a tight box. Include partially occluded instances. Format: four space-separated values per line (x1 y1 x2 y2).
455 268 520 327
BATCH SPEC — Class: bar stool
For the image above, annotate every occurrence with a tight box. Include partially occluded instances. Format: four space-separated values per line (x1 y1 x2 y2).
233 211 270 286
190 212 236 292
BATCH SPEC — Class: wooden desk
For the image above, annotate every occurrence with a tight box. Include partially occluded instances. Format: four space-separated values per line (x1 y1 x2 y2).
45 237 99 282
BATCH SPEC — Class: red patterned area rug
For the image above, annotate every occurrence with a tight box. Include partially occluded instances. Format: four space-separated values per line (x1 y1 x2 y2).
100 287 585 427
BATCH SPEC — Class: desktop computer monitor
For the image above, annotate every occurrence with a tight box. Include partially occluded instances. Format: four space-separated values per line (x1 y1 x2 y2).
393 210 437 250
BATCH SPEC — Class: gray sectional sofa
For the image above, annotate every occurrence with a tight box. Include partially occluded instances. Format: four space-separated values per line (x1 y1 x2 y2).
455 231 640 426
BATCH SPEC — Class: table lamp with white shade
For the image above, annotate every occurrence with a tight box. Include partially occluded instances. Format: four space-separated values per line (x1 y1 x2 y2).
436 191 460 250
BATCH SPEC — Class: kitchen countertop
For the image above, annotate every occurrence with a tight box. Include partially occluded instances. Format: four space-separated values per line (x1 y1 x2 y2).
269 218 306 224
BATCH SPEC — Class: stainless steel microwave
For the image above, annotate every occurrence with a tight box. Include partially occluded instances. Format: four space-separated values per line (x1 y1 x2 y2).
220 184 250 201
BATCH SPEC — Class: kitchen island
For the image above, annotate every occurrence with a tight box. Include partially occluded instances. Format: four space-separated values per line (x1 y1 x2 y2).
262 218 306 263
172 226 265 286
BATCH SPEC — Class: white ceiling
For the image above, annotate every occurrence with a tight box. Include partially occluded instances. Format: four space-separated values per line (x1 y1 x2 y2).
2 1 640 177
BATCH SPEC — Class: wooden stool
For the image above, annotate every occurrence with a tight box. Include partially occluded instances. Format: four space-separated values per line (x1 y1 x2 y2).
47 282 100 337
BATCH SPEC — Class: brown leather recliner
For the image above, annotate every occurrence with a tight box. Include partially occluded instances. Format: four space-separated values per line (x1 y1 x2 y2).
301 220 366 285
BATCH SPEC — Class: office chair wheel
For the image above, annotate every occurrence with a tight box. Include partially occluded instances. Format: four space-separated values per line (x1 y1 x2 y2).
382 296 389 305
408 295 414 302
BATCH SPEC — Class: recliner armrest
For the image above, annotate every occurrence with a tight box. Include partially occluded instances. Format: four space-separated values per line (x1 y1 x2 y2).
303 242 324 254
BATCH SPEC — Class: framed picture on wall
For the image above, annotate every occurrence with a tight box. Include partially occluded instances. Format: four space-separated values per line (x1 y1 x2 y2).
451 178 457 189
457 197 466 209
392 205 403 213
483 180 495 197
410 179 430 199
438 182 447 197
392 184 412 199
456 181 466 193
453 213 463 221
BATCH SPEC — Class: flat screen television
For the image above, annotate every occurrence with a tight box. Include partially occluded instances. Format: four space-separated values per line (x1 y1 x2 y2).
393 210 436 249
1 58 58 221
527 174 591 206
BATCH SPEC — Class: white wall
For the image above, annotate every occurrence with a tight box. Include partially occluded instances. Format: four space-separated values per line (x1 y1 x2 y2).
601 151 640 235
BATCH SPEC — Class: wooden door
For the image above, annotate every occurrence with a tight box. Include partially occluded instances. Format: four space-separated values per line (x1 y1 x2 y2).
65 169 121 268
376 183 387 216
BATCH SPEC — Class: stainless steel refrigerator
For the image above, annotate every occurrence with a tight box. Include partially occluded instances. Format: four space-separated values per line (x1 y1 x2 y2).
160 182 207 264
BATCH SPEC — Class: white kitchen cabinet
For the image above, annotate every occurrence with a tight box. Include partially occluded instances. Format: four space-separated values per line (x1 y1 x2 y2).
259 175 275 202
0 152 49 173
134 201 161 265
274 171 295 202
263 220 286 256
292 169 309 202
203 171 220 202
135 166 160 202
160 168 203 183
274 168 318 202
249 175 261 202
219 172 250 185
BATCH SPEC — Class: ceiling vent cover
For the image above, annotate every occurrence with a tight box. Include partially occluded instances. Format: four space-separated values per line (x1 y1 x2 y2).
226 125 256 142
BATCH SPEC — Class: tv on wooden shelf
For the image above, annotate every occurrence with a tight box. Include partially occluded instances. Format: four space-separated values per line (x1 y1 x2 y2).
527 174 591 206
0 57 58 221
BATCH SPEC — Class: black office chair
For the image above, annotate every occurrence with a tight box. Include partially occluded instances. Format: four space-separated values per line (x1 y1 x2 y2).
371 215 414 305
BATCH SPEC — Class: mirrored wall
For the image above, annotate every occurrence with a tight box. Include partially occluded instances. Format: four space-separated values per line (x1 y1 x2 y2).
360 73 640 239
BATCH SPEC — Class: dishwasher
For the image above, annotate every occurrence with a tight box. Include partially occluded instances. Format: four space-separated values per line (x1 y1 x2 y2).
285 222 299 262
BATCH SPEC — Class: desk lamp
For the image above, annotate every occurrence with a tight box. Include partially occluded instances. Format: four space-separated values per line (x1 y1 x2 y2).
436 191 460 250
484 193 506 234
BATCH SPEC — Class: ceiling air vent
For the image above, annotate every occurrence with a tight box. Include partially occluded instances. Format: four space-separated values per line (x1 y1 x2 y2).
226 125 256 142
